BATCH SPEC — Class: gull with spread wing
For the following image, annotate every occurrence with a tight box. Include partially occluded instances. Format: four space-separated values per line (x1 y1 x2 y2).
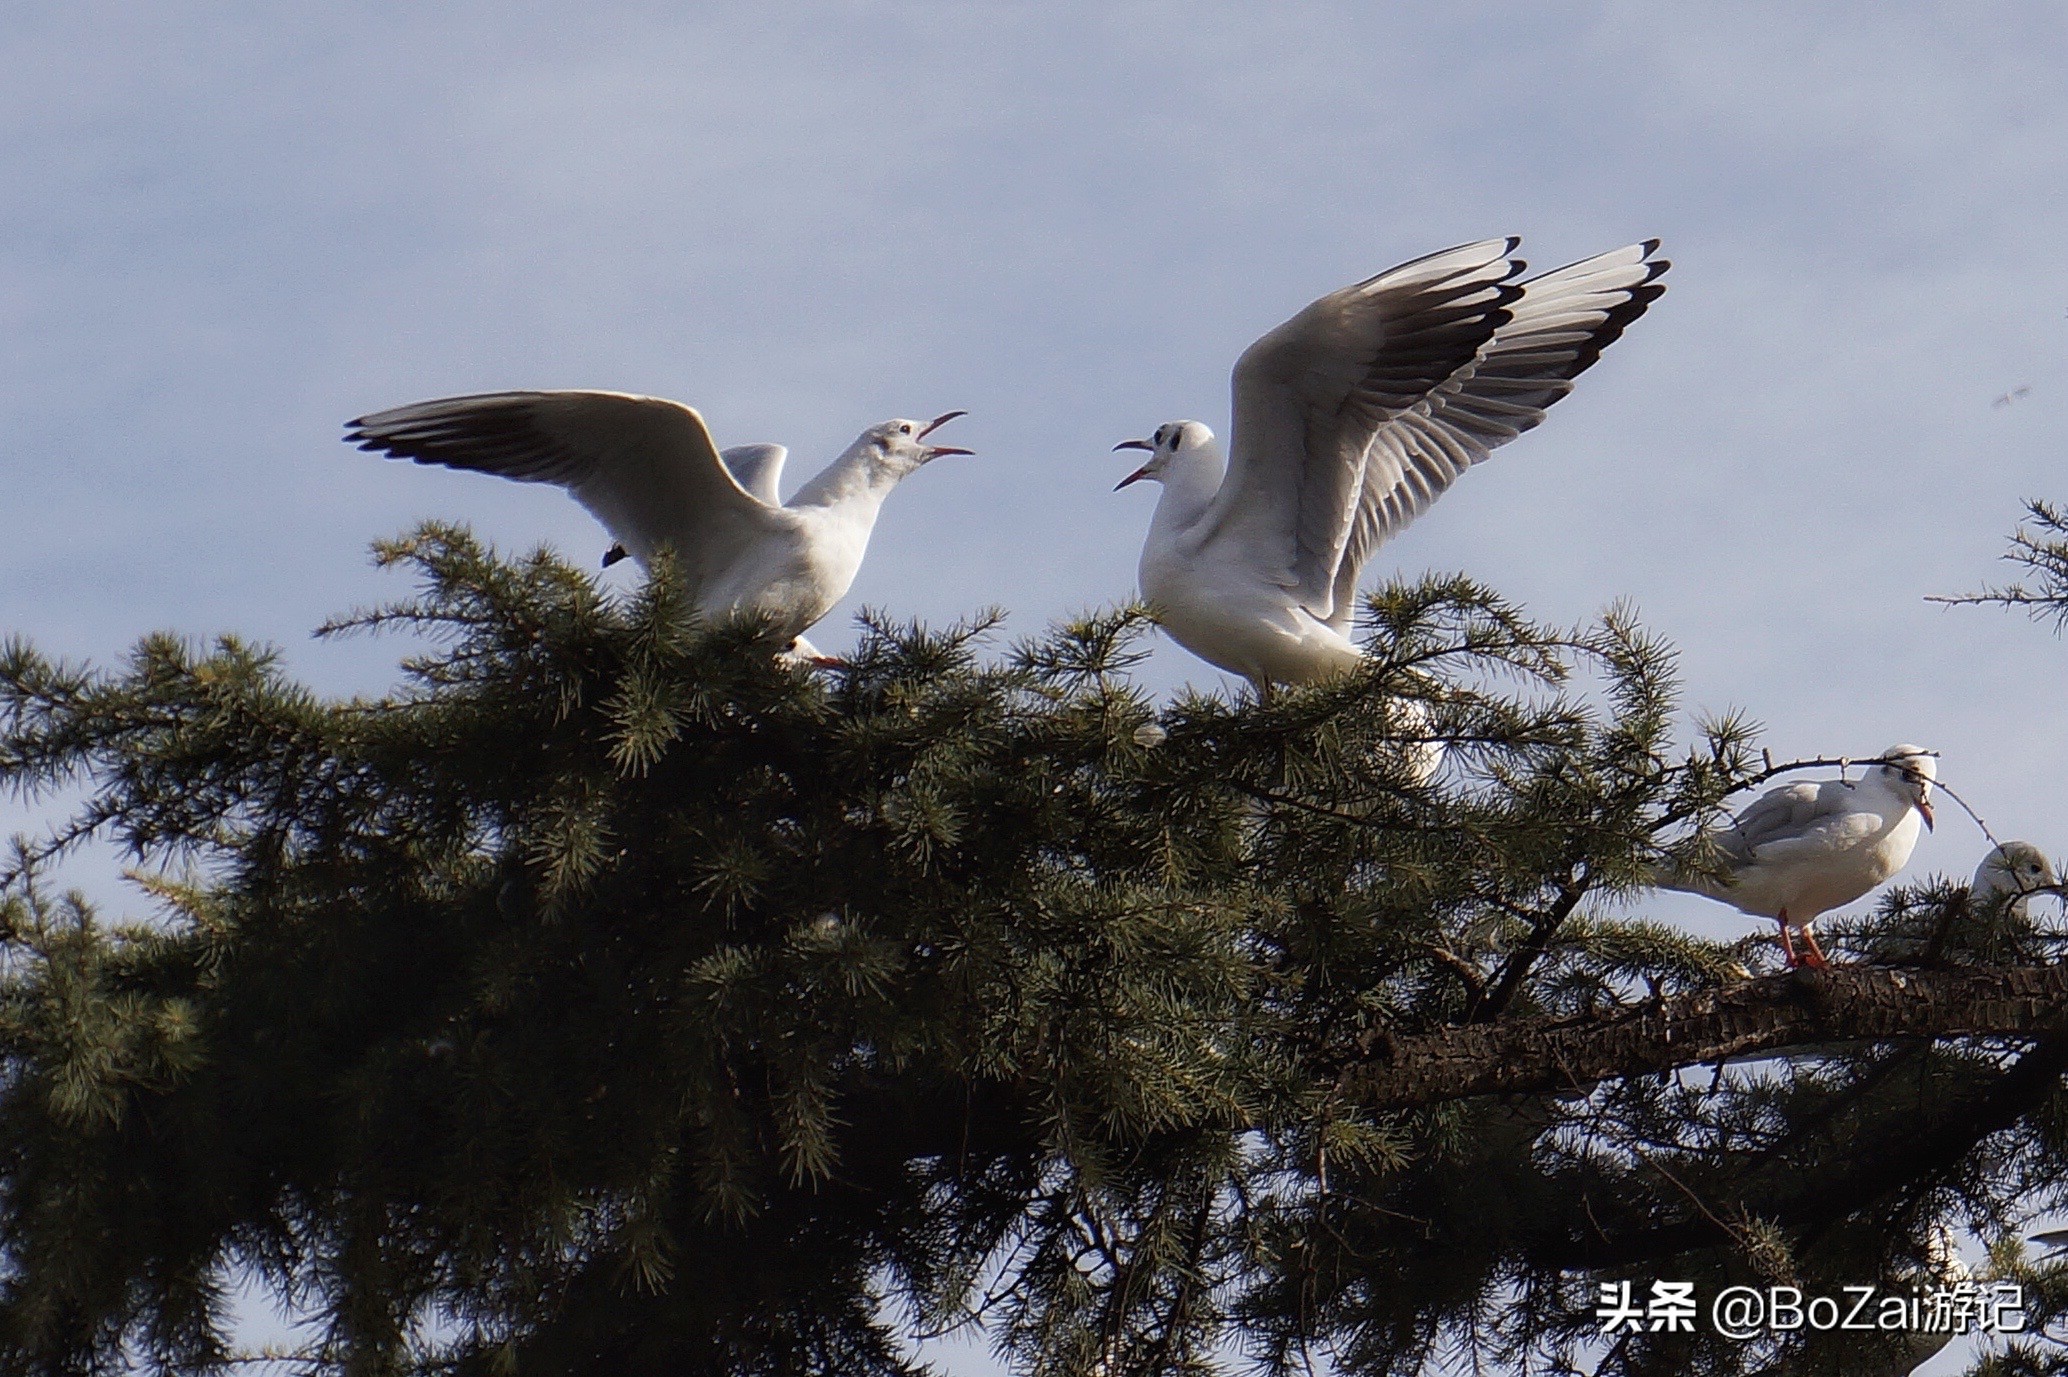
1665 747 1937 969
1113 238 1667 691
347 391 970 664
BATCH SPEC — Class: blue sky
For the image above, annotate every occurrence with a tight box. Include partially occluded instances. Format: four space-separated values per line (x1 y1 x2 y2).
4 3 2065 1369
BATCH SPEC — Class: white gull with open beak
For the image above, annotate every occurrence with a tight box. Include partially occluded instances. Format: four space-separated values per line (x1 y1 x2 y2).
1112 238 1667 689
347 391 970 663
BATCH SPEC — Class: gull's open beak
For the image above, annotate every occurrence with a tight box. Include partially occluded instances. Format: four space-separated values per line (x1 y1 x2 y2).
916 410 972 457
1919 798 1935 831
1113 439 1154 491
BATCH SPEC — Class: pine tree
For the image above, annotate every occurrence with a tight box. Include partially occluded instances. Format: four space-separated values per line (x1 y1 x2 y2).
2 521 2065 1376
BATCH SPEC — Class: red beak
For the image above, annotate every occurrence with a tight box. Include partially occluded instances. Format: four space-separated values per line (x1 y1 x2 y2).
1114 467 1152 491
1919 798 1934 831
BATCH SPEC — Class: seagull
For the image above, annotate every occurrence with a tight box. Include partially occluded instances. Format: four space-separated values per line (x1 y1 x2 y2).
1664 747 1937 969
1894 1225 1979 1374
1113 238 1667 691
1971 841 2060 919
346 391 969 664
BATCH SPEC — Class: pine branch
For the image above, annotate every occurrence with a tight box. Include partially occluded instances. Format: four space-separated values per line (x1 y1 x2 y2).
1927 499 2068 627
14 523 2068 1376
1344 963 2068 1112
1548 1033 2068 1272
1470 874 1588 1021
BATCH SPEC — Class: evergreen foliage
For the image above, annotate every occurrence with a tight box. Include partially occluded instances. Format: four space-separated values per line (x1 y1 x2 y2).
1930 500 2068 627
2 523 2065 1376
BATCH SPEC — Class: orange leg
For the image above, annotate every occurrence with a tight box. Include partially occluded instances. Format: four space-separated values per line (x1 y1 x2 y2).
1797 924 1831 970
1775 910 1800 967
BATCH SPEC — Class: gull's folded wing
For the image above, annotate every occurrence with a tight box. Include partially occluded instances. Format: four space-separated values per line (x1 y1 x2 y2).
1717 781 1847 863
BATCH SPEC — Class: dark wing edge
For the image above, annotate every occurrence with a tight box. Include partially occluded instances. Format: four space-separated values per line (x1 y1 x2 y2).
349 391 593 484
1325 242 1669 628
1211 238 1527 604
344 390 778 587
346 390 748 495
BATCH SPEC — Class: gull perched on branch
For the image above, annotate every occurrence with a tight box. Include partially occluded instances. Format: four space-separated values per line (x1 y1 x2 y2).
1112 238 1667 689
1665 747 1937 969
347 391 970 664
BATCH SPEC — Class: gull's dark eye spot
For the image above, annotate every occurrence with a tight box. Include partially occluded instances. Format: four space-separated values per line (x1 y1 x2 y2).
899 423 913 435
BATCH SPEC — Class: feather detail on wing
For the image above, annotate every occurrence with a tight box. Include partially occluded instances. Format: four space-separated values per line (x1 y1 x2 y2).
1322 241 1669 630
1712 781 1834 864
347 390 785 598
1206 239 1527 608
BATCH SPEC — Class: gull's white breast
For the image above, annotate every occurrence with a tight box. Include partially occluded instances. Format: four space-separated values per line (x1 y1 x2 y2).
1139 515 1363 686
701 505 872 639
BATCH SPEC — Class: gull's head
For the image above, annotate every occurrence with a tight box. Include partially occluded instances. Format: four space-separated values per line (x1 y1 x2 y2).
863 411 972 476
1875 744 1936 830
1974 841 2059 902
1113 420 1215 490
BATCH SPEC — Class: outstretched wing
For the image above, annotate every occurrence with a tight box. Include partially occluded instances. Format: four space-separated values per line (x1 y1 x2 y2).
1201 240 1526 619
347 390 786 597
720 444 789 506
1323 242 1668 629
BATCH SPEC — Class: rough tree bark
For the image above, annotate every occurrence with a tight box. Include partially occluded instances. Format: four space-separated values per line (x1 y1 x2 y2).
1345 964 2068 1111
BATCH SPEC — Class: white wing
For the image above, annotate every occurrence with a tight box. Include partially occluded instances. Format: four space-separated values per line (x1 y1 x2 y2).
1714 780 1842 864
1666 779 1853 897
347 390 786 598
1199 239 1526 616
1324 242 1668 628
721 444 788 506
